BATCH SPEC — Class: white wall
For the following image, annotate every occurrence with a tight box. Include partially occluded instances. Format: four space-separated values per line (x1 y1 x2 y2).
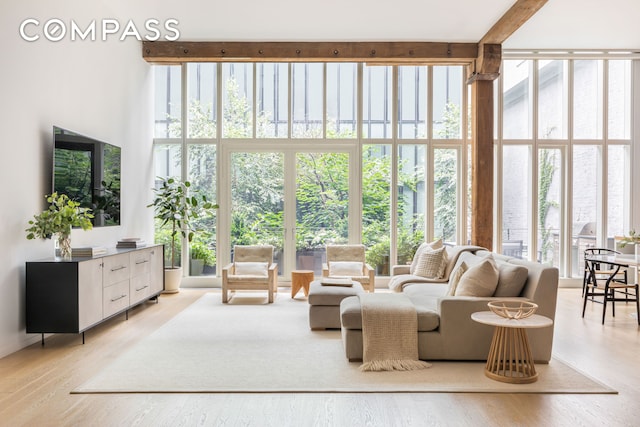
0 2 154 357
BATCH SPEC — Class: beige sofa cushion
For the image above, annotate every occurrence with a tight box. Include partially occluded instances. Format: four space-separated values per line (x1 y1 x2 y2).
494 263 529 297
454 256 499 297
446 261 467 296
340 294 440 332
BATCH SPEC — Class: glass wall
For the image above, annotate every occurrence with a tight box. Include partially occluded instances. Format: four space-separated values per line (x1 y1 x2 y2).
153 54 634 280
499 56 633 277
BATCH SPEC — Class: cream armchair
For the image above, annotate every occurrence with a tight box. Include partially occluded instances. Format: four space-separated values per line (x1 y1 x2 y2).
222 245 278 303
322 244 375 292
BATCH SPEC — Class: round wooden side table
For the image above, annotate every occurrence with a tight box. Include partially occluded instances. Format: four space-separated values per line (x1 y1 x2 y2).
291 270 314 298
471 311 553 384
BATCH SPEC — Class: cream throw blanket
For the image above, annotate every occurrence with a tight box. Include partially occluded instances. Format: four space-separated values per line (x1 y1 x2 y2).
359 293 432 371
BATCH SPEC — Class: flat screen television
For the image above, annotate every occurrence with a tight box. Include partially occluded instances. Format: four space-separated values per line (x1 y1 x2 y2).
53 126 121 227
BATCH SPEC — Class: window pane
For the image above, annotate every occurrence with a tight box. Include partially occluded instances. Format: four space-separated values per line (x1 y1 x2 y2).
297 153 349 274
538 148 562 267
434 148 458 242
398 66 426 139
363 65 392 138
502 60 532 139
362 145 391 275
327 63 357 138
231 152 284 272
188 144 217 276
257 63 288 138
433 66 463 139
187 64 217 138
608 60 631 140
153 144 182 266
572 145 600 277
154 66 181 138
573 60 603 139
467 144 472 244
398 144 426 265
608 145 628 241
223 63 253 138
502 145 531 258
538 60 568 139
292 63 323 138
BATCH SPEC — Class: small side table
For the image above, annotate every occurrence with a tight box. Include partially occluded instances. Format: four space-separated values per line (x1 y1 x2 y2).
291 270 314 298
471 311 553 384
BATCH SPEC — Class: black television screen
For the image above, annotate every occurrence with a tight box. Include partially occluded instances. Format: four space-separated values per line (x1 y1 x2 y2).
53 126 121 227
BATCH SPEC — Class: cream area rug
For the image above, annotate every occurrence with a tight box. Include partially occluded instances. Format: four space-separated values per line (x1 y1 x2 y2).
73 292 616 394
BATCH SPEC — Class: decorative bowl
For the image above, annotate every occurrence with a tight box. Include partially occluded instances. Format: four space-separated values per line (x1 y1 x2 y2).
487 300 538 319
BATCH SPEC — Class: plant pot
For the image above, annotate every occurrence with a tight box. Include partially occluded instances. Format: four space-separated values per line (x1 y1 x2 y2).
190 258 205 276
163 267 183 294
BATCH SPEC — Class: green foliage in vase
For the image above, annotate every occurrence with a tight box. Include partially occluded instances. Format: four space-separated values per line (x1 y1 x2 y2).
25 192 93 240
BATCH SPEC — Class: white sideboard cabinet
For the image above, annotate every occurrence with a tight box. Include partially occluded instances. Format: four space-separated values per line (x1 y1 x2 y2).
26 245 165 345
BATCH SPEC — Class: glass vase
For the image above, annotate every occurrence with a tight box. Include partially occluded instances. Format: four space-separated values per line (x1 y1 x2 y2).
56 233 72 260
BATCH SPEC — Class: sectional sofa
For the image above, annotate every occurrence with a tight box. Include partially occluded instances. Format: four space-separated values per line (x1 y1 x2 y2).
339 245 559 362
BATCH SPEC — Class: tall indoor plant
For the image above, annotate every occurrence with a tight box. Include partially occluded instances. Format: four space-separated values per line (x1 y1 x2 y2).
25 192 94 259
148 177 217 292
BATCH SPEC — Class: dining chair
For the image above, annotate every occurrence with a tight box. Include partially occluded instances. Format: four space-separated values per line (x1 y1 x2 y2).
582 248 639 324
582 248 627 297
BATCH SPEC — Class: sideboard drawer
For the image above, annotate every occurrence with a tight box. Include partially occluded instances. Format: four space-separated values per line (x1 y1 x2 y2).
103 280 129 317
103 253 130 287
130 249 151 277
130 274 151 305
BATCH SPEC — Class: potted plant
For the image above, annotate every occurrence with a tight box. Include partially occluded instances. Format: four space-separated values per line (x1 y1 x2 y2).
148 177 217 292
189 238 216 276
25 192 94 259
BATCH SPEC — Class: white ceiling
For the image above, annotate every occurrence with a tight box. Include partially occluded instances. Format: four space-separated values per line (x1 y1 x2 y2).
128 0 640 50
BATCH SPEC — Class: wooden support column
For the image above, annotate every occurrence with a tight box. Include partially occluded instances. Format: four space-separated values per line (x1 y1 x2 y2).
465 0 548 250
469 79 495 251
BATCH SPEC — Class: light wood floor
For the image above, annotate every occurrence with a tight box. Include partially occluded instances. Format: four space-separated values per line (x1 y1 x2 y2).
0 287 638 427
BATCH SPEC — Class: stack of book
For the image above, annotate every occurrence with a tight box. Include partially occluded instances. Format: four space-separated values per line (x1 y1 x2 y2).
116 238 147 248
71 246 108 257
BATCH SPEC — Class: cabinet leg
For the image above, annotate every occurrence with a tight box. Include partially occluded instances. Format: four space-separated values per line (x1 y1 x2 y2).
41 333 44 346
82 332 85 344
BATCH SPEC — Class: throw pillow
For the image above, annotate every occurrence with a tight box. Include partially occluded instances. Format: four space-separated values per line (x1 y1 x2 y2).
438 247 449 279
454 255 499 297
410 238 443 274
446 261 467 296
493 264 529 297
413 246 447 279
234 261 269 276
329 261 363 277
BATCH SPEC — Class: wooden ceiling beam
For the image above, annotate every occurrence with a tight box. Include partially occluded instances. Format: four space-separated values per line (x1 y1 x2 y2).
142 41 478 64
467 0 547 83
480 0 549 45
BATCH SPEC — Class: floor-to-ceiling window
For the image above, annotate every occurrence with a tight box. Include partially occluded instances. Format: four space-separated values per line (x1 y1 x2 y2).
152 53 635 282
497 53 634 278
153 62 466 280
